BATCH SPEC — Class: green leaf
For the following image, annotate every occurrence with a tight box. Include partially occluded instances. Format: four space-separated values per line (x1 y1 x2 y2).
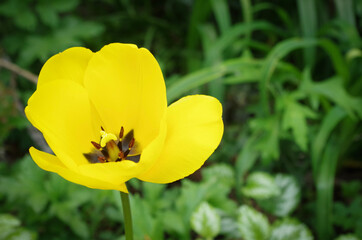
341 180 362 199
0 0 37 30
0 214 36 240
191 202 221 239
5 228 36 240
176 179 209 226
242 172 280 199
36 0 79 27
162 211 186 236
18 16 104 66
237 205 270 240
0 214 20 230
301 76 362 119
260 38 317 114
175 178 236 239
130 194 164 240
0 155 50 213
14 9 37 31
258 174 301 217
220 217 242 239
143 182 166 208
280 94 318 151
260 38 349 115
270 218 313 240
50 202 89 239
202 163 235 187
335 234 360 240
46 0 80 12
333 196 362 236
36 5 59 27
250 116 280 162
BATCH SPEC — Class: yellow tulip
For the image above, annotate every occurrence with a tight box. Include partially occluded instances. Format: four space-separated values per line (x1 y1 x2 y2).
25 43 224 193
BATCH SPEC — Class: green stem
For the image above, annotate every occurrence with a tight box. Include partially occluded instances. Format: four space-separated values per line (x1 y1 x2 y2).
120 192 133 240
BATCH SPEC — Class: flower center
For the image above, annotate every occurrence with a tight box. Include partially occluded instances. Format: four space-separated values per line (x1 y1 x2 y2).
83 126 141 163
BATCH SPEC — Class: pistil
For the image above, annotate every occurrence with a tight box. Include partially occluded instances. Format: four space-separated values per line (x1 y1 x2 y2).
106 139 121 161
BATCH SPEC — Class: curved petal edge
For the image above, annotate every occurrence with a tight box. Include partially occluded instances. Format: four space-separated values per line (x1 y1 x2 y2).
138 95 224 183
29 147 128 192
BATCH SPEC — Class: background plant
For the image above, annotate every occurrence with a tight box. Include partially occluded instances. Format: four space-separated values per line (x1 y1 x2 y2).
0 0 361 239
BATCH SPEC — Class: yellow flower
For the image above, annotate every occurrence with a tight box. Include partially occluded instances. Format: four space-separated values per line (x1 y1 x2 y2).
25 43 224 193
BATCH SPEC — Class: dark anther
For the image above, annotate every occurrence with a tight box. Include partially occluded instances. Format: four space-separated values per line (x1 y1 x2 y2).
98 156 106 163
119 126 124 139
91 141 101 149
129 138 135 149
124 149 130 158
122 130 134 152
101 149 109 159
118 151 125 159
126 155 141 163
117 141 122 150
84 153 99 163
101 126 105 131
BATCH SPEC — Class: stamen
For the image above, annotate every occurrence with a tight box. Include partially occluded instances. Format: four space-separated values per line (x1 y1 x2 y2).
101 149 109 159
91 141 101 149
84 153 99 163
122 130 134 152
129 138 135 149
119 126 124 139
98 156 106 163
124 149 130 157
117 140 122 150
126 155 141 163
86 127 141 164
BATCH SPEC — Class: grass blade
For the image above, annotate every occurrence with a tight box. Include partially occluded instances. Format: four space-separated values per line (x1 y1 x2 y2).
240 0 253 46
316 136 339 240
211 0 231 35
260 38 349 115
235 134 259 201
186 0 212 71
167 57 261 102
297 0 317 66
311 106 346 178
334 0 356 27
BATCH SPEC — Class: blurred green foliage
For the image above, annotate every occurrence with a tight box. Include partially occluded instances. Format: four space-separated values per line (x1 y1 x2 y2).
0 0 361 239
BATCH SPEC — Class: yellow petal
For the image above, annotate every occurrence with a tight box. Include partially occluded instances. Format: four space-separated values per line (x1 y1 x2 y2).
138 95 224 183
25 80 102 169
30 147 128 192
84 43 167 150
37 47 93 88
